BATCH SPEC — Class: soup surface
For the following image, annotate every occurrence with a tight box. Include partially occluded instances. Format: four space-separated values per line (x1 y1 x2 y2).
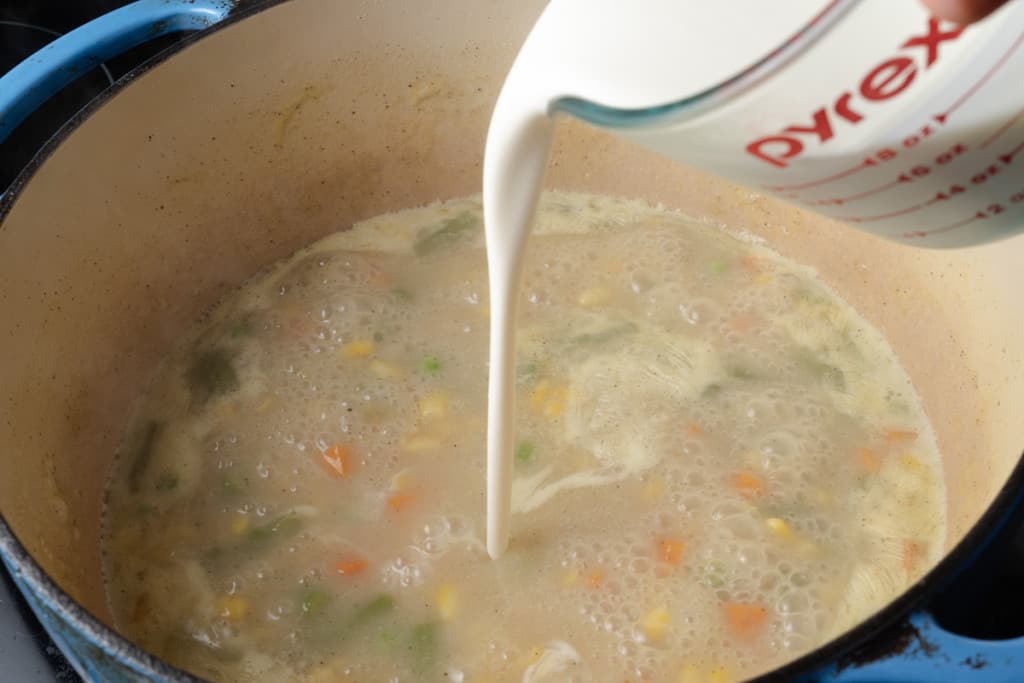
102 193 945 682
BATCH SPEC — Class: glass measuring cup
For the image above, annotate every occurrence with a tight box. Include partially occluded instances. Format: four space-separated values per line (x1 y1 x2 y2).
543 0 1024 247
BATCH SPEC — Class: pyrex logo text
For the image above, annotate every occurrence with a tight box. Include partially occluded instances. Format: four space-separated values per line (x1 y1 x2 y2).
745 19 964 169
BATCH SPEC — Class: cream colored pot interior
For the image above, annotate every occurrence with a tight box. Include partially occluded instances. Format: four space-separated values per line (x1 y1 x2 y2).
0 0 1021 636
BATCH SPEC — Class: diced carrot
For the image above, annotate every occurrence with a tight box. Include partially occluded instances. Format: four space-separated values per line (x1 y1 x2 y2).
368 270 395 287
902 540 923 574
588 570 603 589
856 448 882 474
725 314 761 335
336 557 368 577
387 491 416 513
686 422 703 438
722 601 768 641
657 538 687 566
884 430 918 444
741 255 763 273
732 471 766 500
320 443 353 478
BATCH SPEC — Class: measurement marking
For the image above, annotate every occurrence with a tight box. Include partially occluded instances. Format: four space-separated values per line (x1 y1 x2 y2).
981 106 1024 148
837 177 908 204
763 159 868 192
903 213 981 239
935 31 1024 124
841 200 930 224
1002 139 1024 164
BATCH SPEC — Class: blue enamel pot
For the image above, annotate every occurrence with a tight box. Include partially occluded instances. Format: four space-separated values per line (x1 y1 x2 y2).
1 1 1024 680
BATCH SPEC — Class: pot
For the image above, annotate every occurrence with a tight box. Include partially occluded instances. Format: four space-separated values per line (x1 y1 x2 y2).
1 1 1023 681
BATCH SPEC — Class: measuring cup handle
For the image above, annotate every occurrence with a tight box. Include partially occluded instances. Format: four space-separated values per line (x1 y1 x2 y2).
813 610 1024 683
0 0 236 145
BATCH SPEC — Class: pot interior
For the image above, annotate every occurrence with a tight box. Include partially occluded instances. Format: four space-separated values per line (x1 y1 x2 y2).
0 0 1021 652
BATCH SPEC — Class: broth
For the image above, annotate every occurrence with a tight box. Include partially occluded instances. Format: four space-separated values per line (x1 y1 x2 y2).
102 193 944 682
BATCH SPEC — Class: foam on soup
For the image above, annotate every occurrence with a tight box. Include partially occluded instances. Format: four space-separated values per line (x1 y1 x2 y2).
102 193 945 682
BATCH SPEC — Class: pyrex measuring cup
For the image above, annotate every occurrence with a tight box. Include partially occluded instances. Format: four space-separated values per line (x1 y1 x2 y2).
531 0 1024 247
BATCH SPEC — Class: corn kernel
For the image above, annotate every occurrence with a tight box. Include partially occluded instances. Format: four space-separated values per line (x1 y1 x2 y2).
339 339 375 359
369 359 401 378
530 380 551 410
561 568 579 586
230 516 250 536
708 666 734 683
678 663 702 683
255 395 276 413
754 273 773 285
436 583 460 621
418 392 449 420
390 468 414 491
900 454 923 470
215 596 248 622
577 286 610 307
642 606 671 641
402 433 441 453
765 517 793 539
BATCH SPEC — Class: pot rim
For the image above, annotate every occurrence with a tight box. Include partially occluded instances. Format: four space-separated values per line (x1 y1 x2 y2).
0 1 1022 680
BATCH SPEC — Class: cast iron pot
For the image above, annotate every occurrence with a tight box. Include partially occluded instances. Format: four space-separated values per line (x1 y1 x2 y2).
1 1 1024 680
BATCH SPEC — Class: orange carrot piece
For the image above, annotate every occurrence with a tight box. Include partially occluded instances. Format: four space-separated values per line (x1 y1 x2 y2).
722 601 768 640
336 557 368 577
387 491 416 513
657 538 687 566
902 540 923 574
321 443 353 478
687 422 704 438
588 570 603 589
733 472 766 500
857 448 882 474
741 255 763 273
884 430 918 444
725 314 761 335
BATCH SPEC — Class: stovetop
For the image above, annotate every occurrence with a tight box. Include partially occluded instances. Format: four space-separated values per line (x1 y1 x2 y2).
2 1 1024 681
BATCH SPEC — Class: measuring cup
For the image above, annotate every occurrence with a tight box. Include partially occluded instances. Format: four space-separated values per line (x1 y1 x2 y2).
525 0 1024 247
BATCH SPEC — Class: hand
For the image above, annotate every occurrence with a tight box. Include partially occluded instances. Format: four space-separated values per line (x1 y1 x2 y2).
919 0 1010 24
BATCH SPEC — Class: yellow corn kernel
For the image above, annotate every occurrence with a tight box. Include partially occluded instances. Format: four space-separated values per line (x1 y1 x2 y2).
642 606 671 641
754 272 773 285
678 663 702 683
480 305 491 319
369 359 401 378
900 454 924 470
230 515 250 536
436 583 460 621
577 286 610 307
529 646 545 663
708 666 734 683
765 517 793 539
402 433 441 453
418 392 449 420
543 390 567 419
255 395 276 413
390 467 414 492
215 596 248 622
642 477 667 503
339 339 375 359
530 380 551 410
561 568 580 586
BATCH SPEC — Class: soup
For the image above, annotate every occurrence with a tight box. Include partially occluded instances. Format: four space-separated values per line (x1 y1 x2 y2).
102 193 945 682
